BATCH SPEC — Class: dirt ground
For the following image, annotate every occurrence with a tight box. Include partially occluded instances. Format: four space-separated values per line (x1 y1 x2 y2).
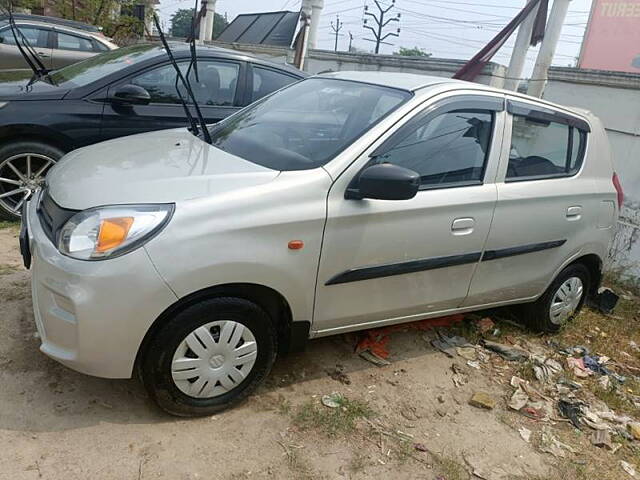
1 223 639 480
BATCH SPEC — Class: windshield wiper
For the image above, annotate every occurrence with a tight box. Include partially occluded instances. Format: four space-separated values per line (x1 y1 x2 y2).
2 6 49 79
153 14 212 144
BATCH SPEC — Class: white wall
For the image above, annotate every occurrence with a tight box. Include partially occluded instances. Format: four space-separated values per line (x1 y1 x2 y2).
544 67 640 277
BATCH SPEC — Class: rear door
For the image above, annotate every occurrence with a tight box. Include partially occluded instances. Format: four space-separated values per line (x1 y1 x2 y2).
0 24 52 69
51 29 98 68
464 98 594 306
99 58 245 141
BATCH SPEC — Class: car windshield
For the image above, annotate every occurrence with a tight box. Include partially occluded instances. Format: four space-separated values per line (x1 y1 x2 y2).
208 78 412 171
47 44 161 87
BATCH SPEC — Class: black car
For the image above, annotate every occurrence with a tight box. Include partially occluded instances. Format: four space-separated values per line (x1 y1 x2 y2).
0 43 306 218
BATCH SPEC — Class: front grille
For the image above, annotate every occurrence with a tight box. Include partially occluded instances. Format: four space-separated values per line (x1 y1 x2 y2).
37 189 78 245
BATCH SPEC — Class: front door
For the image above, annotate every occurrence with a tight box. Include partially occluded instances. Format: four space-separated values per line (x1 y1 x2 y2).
100 59 244 141
313 94 505 335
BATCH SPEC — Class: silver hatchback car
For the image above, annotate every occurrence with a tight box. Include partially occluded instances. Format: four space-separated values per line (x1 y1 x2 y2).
21 72 622 416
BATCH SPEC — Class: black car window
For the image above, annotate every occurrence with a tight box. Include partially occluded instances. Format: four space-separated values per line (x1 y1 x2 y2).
56 31 94 52
373 110 494 189
131 60 240 106
0 25 47 48
251 66 298 102
48 44 160 87
507 115 587 181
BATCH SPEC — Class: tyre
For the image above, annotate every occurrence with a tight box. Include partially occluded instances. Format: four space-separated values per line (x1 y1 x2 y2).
521 263 591 333
0 140 64 220
141 297 278 417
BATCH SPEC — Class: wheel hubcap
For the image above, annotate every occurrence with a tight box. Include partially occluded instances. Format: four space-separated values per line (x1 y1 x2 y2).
550 276 584 325
171 320 258 399
0 153 56 216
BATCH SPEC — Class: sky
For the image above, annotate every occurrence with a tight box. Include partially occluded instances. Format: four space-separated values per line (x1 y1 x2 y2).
157 0 594 77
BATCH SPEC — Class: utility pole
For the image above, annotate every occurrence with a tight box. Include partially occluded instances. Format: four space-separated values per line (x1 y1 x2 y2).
348 32 354 51
331 15 343 51
363 0 401 54
505 0 539 91
527 0 571 97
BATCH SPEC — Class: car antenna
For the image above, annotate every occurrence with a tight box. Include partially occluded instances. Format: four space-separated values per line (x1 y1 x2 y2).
2 4 49 78
153 14 212 144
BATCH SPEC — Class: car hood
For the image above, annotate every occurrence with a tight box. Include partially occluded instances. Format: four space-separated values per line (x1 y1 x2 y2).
0 76 71 101
46 129 280 210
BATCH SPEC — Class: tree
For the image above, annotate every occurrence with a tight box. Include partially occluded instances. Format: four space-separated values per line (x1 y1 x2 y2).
395 46 431 57
170 8 228 39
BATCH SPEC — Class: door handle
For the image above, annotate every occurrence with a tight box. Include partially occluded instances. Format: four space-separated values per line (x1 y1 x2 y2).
566 206 582 221
452 217 475 235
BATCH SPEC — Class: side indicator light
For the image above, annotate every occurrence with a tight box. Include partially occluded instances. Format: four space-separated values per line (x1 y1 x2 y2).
96 217 134 253
288 240 304 250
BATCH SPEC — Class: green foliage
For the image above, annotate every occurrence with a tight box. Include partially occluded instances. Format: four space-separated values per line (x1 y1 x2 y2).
293 396 374 437
170 8 228 39
395 46 431 57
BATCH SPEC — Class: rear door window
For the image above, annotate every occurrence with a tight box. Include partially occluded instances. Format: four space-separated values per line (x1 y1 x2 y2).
507 107 588 181
0 25 48 48
251 66 298 102
56 31 94 52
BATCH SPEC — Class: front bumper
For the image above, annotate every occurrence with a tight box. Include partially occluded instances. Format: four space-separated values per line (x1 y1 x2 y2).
25 191 178 378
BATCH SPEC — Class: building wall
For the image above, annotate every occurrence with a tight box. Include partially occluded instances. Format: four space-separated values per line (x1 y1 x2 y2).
209 41 507 88
544 67 640 277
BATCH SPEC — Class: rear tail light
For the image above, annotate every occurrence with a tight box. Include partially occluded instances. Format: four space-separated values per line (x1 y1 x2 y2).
612 172 624 209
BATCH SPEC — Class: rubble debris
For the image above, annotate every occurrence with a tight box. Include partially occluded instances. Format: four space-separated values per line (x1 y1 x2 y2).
582 355 626 383
628 422 640 440
590 430 613 449
326 365 351 385
357 314 464 361
456 346 477 361
359 350 391 366
532 356 563 383
582 409 610 431
469 392 496 410
430 332 471 358
477 317 495 334
590 287 619 314
482 340 529 362
540 426 576 458
518 427 532 443
467 360 481 369
451 364 468 388
558 399 585 429
598 375 611 390
321 392 343 409
566 357 592 378
509 387 528 411
621 461 638 478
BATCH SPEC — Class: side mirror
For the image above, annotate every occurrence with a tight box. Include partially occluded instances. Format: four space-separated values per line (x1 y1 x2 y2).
351 163 420 200
110 84 151 106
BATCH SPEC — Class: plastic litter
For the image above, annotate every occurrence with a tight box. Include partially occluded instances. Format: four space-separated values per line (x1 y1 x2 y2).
590 287 619 314
321 392 343 409
558 398 585 429
621 461 638 478
482 340 530 362
518 427 532 443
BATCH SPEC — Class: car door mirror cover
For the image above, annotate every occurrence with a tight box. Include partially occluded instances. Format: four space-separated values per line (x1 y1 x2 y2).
110 84 151 105
353 163 420 201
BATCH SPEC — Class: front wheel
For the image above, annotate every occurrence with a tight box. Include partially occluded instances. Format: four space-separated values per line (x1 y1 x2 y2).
0 140 63 220
521 263 591 332
141 297 278 417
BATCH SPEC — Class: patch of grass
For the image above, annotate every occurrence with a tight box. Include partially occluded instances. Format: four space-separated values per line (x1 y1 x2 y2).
0 221 19 230
431 453 469 480
593 379 640 418
347 452 367 474
516 360 538 382
278 395 292 415
293 396 374 437
277 442 318 480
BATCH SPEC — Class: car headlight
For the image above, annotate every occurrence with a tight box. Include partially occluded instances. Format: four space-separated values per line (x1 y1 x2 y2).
58 204 174 260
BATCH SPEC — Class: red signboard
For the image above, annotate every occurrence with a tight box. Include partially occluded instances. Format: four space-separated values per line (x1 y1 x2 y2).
579 0 640 73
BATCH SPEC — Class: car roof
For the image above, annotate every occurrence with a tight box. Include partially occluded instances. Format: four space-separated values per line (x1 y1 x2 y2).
0 13 101 32
317 71 456 91
317 70 591 121
162 42 306 77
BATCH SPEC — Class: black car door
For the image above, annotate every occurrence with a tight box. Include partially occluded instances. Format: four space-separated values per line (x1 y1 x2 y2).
99 58 246 141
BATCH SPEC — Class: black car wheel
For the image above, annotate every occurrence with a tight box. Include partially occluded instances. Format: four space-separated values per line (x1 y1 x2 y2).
141 297 278 417
0 140 63 220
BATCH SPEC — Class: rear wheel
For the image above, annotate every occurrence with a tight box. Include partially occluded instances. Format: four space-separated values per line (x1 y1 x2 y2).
0 140 63 220
521 263 591 332
142 297 278 417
